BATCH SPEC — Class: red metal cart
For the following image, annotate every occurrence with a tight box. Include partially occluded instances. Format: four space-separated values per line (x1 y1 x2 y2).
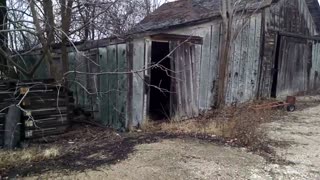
250 96 296 112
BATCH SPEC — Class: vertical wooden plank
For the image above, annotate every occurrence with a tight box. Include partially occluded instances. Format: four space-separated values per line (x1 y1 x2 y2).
172 41 183 118
239 19 249 103
132 39 145 127
198 27 212 110
209 24 221 106
228 19 242 104
184 44 193 117
170 42 177 117
253 14 262 98
179 43 187 118
126 42 133 129
246 16 256 102
194 44 202 112
98 48 108 124
68 52 77 105
117 44 127 129
107 45 118 127
191 44 200 116
143 39 151 122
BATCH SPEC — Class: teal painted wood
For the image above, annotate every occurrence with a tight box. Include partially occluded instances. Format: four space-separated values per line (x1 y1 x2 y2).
98 48 109 125
117 44 127 129
97 44 128 129
75 52 87 108
107 45 117 127
68 52 77 103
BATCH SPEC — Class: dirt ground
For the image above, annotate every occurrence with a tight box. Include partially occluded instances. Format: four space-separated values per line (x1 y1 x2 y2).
263 101 320 179
3 99 320 179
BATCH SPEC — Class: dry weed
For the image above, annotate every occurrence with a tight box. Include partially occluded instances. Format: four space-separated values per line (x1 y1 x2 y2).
0 146 61 171
150 101 284 149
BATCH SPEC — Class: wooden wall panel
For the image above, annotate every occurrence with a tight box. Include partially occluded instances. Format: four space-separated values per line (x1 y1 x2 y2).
225 14 262 104
98 48 109 125
276 37 310 97
98 45 128 128
170 42 201 119
310 42 320 90
131 39 145 127
261 0 319 98
166 23 218 110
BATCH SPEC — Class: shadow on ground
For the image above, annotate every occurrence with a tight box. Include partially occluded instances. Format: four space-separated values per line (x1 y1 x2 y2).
3 125 228 178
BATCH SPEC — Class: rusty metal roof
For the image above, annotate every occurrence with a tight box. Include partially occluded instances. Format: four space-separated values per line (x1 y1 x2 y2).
132 0 320 34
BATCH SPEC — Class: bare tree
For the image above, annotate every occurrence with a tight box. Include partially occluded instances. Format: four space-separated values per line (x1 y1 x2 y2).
217 0 266 106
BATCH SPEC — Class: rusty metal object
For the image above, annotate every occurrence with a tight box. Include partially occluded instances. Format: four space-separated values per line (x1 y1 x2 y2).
286 96 296 104
250 96 296 112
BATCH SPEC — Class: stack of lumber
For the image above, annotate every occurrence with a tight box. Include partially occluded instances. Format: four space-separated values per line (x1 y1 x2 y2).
0 79 74 147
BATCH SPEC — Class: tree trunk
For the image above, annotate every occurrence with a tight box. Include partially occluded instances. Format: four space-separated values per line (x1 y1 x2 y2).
60 0 74 79
217 0 233 107
0 0 7 74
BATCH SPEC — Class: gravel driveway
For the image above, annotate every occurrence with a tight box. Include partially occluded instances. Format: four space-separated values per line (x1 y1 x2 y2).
23 103 320 180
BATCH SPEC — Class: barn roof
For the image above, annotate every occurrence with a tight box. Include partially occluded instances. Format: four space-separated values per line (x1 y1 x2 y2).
132 0 320 34
131 0 273 33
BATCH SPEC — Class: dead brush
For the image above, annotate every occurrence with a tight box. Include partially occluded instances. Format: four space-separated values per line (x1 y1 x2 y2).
152 101 283 151
0 146 61 172
227 106 276 148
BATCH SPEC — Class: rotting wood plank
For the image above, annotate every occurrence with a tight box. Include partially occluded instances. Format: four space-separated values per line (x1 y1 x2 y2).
239 19 249 103
198 28 212 110
117 44 127 129
170 41 181 117
126 42 133 128
151 33 203 44
209 24 221 107
253 14 262 99
131 39 145 127
194 44 202 113
246 17 256 101
107 45 118 127
185 44 193 117
98 48 108 124
179 44 188 118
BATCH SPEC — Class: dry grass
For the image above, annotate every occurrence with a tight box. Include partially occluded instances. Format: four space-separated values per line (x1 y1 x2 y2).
0 146 61 172
147 102 284 149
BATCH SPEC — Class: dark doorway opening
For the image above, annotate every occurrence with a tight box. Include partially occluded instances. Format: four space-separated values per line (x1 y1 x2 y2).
149 41 171 120
271 35 281 98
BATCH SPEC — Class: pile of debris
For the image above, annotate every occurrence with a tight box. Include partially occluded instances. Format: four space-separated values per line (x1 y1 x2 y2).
0 79 74 149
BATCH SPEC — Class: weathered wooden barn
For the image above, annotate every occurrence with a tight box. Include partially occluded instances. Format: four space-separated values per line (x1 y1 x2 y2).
18 0 320 129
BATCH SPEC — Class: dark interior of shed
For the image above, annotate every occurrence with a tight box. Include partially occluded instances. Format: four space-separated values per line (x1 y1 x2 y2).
149 41 171 120
271 35 281 98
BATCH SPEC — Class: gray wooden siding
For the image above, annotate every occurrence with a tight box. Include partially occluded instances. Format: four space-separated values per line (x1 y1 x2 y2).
267 0 317 35
167 23 220 110
166 14 262 106
310 42 320 90
170 42 201 119
276 37 311 97
226 14 262 104
260 0 319 97
131 39 145 127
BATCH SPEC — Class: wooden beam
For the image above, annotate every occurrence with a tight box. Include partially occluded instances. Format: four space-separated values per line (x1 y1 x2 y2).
150 33 203 44
278 31 320 41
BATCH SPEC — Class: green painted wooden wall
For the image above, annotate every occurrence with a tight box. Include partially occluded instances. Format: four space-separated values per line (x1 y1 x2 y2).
98 44 128 129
